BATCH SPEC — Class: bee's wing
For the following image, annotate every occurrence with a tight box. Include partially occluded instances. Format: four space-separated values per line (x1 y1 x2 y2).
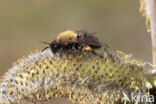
75 30 109 49
99 39 110 49
75 30 95 35
75 30 98 46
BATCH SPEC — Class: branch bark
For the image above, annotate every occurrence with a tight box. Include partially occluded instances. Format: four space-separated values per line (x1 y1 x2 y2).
148 0 156 68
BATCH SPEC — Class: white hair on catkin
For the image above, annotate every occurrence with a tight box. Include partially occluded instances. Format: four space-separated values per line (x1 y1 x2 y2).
0 49 55 103
145 0 151 17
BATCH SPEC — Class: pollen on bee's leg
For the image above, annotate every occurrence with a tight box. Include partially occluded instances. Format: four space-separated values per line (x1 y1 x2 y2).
84 45 92 51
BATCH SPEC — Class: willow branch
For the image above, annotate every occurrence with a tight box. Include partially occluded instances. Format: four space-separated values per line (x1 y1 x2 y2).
148 0 156 68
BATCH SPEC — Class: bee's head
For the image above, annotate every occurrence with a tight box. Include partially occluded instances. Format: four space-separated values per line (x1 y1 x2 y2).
50 40 62 53
40 41 61 53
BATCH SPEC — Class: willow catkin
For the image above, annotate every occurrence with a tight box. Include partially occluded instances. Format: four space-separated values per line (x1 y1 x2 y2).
139 0 151 32
0 47 150 104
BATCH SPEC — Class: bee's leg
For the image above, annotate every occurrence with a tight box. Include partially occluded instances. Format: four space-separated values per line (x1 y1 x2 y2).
84 45 92 51
99 51 104 58
72 44 76 50
58 47 63 57
91 50 104 58
84 46 103 58
72 43 80 53
60 47 63 53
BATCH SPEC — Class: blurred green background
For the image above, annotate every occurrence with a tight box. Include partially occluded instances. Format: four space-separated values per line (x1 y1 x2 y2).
0 0 151 76
0 0 151 103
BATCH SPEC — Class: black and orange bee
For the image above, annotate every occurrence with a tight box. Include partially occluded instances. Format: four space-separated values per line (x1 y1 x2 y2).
41 30 108 54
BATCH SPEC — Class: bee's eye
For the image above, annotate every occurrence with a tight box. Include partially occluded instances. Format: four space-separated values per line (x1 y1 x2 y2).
54 44 58 48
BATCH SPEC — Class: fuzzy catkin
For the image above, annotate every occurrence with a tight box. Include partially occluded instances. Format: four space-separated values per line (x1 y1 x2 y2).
139 0 151 32
0 47 149 104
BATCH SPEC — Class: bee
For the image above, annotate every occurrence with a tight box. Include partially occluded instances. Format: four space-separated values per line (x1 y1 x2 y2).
40 30 108 54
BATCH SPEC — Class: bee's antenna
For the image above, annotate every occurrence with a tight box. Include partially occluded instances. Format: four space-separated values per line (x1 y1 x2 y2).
39 41 51 52
41 46 49 52
39 41 50 45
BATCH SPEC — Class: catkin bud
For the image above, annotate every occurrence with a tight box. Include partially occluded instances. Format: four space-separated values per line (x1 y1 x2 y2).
0 48 151 104
139 0 151 32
